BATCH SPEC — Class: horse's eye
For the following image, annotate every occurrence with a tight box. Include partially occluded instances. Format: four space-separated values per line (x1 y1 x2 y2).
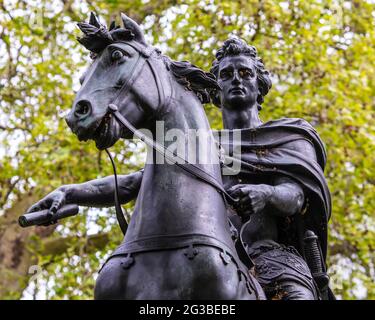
111 50 124 61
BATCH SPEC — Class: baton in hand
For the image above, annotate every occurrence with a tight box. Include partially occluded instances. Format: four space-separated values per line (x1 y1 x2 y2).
18 204 79 228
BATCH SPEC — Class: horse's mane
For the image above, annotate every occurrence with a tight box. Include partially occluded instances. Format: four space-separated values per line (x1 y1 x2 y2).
77 13 220 104
164 58 220 104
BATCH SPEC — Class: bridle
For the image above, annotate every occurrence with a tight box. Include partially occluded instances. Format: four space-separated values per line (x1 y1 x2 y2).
103 41 239 235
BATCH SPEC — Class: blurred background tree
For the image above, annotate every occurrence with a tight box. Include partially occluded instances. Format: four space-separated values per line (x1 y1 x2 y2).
0 0 374 299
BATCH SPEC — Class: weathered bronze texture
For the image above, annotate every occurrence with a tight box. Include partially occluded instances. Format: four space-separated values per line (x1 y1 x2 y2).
23 13 334 300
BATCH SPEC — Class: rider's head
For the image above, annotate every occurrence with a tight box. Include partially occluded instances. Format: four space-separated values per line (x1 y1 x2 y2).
210 38 272 111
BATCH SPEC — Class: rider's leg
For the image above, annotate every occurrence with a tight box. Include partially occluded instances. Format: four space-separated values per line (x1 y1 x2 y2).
262 280 318 300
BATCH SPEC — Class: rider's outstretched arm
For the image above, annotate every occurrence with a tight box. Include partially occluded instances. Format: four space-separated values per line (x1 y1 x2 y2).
26 170 143 214
62 170 144 207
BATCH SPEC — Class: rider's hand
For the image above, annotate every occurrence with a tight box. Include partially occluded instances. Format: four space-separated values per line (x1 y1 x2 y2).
25 188 67 223
227 184 274 219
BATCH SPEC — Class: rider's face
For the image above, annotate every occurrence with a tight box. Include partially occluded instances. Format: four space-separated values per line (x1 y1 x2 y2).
217 55 258 110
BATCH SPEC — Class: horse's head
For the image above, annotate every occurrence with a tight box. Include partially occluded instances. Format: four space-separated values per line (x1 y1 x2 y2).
66 12 220 150
66 13 161 149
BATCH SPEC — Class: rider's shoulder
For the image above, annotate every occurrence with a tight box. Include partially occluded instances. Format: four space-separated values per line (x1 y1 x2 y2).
262 118 318 160
262 117 315 131
282 139 317 161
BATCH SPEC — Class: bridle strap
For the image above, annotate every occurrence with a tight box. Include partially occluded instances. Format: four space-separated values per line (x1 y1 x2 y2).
110 44 150 109
110 42 166 116
146 59 166 113
105 42 159 236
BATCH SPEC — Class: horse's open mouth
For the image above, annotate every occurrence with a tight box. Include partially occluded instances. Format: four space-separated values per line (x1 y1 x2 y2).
93 113 114 149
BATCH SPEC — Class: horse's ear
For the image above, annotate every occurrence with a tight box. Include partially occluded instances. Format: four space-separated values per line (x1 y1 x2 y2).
89 12 101 28
121 13 146 45
109 20 116 31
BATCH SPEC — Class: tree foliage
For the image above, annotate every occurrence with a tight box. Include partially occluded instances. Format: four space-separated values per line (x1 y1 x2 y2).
0 0 374 299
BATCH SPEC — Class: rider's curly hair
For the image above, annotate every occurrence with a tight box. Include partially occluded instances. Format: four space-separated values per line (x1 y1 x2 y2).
210 38 272 110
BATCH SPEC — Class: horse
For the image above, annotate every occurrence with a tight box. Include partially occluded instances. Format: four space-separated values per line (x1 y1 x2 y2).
65 12 265 300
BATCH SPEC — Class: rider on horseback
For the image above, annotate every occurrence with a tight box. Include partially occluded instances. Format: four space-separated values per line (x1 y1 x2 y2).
24 14 333 299
210 38 334 300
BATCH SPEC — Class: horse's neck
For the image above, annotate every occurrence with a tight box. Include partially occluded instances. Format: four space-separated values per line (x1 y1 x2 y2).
154 85 222 182
141 86 225 209
128 82 232 244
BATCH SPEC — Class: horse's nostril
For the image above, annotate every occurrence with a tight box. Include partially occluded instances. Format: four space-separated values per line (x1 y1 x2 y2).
74 100 92 118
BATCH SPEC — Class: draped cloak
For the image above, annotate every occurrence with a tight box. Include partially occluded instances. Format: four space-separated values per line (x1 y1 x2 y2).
214 118 331 262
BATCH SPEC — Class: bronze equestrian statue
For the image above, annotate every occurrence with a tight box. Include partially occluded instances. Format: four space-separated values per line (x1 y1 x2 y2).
23 13 265 300
23 13 334 300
